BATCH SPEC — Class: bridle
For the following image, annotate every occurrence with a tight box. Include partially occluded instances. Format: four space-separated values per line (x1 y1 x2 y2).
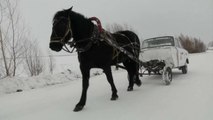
50 15 104 53
50 16 74 53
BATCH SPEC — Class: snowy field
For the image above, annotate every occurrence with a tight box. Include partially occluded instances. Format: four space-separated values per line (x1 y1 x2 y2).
0 51 213 120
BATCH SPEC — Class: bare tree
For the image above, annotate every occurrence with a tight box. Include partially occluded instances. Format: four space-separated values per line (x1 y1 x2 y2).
24 40 45 76
6 0 26 76
105 23 135 33
0 1 10 77
0 0 26 77
7 0 17 76
48 51 55 74
177 34 206 53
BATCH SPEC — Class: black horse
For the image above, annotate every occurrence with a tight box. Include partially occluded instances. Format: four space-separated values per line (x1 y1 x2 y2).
49 7 141 112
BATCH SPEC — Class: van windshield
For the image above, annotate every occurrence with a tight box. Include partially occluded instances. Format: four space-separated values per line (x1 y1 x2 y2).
142 37 174 49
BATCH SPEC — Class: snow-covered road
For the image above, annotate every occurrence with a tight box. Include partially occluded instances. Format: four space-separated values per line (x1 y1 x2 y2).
0 52 213 120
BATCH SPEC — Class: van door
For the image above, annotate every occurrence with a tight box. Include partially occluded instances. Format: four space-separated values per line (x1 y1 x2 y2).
176 40 187 67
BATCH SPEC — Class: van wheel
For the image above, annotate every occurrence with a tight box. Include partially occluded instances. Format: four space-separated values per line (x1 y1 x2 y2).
182 65 188 74
163 67 172 85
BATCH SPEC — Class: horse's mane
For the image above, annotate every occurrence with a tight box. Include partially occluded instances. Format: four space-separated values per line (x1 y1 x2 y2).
53 9 90 24
53 9 93 39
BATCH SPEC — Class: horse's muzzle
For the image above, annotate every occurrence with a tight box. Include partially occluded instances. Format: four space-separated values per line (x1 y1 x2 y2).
49 42 63 52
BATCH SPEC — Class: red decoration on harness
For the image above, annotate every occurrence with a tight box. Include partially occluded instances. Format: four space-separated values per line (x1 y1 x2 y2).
89 17 103 33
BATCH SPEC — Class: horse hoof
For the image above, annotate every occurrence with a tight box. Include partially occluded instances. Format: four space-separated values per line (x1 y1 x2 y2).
73 105 84 112
127 87 133 91
135 80 142 87
111 95 118 100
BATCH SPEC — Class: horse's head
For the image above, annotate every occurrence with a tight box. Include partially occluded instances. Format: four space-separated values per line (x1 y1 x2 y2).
49 7 73 52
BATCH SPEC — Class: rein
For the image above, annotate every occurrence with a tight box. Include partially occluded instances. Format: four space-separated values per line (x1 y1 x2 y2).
62 17 103 53
50 16 73 53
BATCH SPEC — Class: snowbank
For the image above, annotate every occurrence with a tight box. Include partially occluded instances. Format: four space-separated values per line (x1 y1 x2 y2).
0 68 107 95
0 71 80 95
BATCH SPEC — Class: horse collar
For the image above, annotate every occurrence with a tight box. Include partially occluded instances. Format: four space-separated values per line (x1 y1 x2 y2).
63 17 103 53
89 17 103 33
74 25 100 53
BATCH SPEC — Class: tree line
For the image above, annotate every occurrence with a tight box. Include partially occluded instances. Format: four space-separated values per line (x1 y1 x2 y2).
176 34 207 53
0 0 54 78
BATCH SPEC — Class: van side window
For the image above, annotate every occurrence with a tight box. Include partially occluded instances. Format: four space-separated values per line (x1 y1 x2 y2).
174 39 182 48
177 40 183 48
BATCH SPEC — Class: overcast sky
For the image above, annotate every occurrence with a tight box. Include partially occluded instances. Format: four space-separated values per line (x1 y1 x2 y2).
20 0 213 52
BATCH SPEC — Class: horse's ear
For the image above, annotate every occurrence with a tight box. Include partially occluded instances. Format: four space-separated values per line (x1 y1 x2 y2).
69 6 73 11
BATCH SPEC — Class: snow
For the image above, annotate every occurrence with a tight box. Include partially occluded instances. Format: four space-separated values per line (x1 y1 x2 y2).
0 51 213 120
0 71 80 95
208 47 213 50
140 47 177 66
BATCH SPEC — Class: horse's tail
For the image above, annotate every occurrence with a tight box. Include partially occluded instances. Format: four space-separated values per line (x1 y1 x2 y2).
116 30 141 58
117 30 142 86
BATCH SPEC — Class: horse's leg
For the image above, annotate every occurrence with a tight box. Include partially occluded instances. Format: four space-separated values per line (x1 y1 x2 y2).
127 72 134 91
74 66 90 112
123 61 135 91
134 63 142 86
104 67 118 100
134 73 142 86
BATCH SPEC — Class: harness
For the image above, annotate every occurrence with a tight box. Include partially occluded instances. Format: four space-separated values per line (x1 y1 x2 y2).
51 16 142 65
50 16 74 52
